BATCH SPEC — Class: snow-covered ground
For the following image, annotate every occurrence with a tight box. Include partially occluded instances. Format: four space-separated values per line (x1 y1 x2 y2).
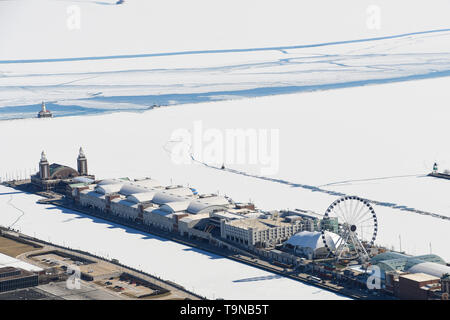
1 0 450 119
0 185 348 300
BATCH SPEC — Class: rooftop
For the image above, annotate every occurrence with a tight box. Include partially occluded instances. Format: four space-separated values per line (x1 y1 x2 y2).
0 266 18 274
285 230 340 250
400 272 440 283
0 266 34 281
179 213 210 224
226 217 293 231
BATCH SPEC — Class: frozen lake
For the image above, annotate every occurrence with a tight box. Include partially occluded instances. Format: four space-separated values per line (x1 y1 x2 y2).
1 0 450 120
0 0 449 299
1 76 449 263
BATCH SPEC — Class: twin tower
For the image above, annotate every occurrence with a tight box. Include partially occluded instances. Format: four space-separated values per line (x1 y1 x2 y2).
39 147 88 180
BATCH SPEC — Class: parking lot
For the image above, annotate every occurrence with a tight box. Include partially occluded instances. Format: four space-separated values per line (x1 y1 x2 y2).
29 251 121 280
96 277 157 298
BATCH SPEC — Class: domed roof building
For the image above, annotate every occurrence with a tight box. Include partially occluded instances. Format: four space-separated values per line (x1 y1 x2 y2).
31 148 95 191
371 252 450 278
285 230 340 259
48 163 79 180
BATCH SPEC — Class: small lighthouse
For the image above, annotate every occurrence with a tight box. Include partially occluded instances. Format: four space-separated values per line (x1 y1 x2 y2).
37 101 52 118
433 162 438 174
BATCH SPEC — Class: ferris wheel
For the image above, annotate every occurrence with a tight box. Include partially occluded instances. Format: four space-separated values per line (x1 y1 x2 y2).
321 196 378 262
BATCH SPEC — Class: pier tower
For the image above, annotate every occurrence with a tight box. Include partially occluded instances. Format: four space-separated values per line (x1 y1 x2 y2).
77 147 88 176
39 151 50 180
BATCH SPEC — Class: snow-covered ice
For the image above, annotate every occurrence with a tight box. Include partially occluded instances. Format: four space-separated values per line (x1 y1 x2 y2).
1 0 450 119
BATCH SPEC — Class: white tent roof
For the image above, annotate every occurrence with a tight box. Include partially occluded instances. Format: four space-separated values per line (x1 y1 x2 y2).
112 199 138 208
196 196 229 205
73 176 94 184
126 191 157 204
210 210 246 220
151 192 187 205
149 208 174 217
407 262 450 278
119 184 150 196
187 203 226 214
286 231 339 251
164 187 194 197
160 200 191 213
95 184 122 195
179 213 210 224
98 179 124 186
186 196 228 214
84 190 105 199
132 178 161 189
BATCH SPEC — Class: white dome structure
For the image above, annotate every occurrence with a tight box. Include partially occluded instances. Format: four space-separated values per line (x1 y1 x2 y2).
95 183 123 195
119 184 150 196
160 200 192 213
407 262 450 278
285 231 340 259
126 192 157 204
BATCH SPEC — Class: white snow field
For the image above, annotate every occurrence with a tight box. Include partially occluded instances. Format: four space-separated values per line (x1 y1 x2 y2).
2 0 450 59
0 185 348 300
1 0 450 119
